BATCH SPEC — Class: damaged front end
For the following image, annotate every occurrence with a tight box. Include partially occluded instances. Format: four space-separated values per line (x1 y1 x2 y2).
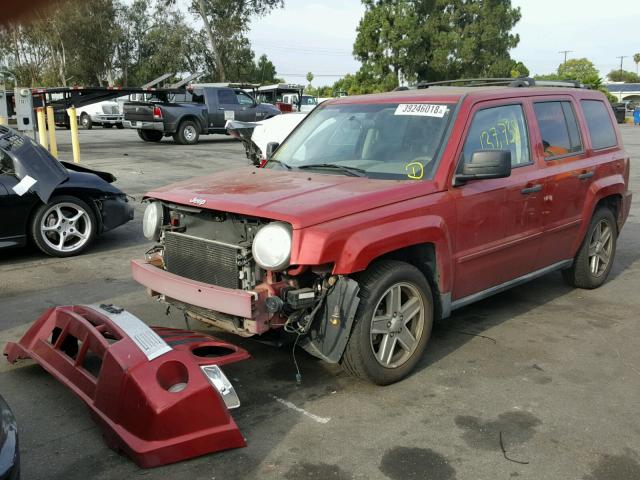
134 200 360 364
4 304 250 468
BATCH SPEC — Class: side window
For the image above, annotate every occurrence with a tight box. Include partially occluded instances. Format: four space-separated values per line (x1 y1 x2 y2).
217 89 238 105
580 100 617 150
236 91 255 105
0 149 14 175
191 89 205 104
533 101 583 158
462 104 531 168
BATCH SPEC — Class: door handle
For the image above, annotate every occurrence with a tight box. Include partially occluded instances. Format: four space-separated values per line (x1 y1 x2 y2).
521 184 542 195
577 171 594 180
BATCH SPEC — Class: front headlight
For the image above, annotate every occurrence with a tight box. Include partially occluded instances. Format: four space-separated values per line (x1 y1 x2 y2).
252 222 292 271
142 202 164 241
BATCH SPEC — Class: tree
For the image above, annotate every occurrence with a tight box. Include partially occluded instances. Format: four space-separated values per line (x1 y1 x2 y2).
353 0 523 88
556 58 599 83
607 69 640 83
181 0 284 81
306 71 314 88
634 53 640 75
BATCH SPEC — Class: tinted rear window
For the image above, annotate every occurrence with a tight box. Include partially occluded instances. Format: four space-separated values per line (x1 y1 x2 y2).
533 101 583 158
581 100 617 150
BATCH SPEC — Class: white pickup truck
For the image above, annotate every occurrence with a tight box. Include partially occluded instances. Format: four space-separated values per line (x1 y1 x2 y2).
78 97 127 129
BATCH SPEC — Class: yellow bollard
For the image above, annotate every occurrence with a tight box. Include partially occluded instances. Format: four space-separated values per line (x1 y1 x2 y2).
36 107 48 150
46 106 58 158
66 106 80 164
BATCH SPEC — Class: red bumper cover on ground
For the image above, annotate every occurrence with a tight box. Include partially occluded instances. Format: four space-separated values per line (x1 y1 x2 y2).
4 304 250 468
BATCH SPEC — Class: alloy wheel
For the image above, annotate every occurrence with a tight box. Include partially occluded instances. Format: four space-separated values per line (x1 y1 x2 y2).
369 282 426 368
588 219 614 277
40 203 92 254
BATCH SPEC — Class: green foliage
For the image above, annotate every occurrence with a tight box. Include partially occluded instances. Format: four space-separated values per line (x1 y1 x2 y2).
607 69 640 83
353 0 523 89
185 0 284 81
634 53 640 74
557 58 599 83
0 0 282 87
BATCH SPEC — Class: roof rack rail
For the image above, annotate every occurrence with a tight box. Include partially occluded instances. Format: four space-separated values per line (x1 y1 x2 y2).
416 77 586 89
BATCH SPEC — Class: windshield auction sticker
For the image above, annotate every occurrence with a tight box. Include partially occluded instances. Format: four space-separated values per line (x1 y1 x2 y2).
395 104 448 118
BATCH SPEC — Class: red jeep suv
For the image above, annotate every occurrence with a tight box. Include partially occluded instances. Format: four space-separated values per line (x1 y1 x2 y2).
133 81 632 385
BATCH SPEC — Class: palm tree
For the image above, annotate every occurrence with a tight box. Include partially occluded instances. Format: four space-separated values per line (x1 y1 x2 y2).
634 53 640 76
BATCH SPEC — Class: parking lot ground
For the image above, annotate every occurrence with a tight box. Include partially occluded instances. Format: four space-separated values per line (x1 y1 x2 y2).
1 126 640 480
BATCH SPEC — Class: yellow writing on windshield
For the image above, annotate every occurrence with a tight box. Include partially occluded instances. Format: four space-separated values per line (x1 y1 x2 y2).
405 161 424 180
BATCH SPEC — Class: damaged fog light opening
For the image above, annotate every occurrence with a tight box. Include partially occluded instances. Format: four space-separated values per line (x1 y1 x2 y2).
201 365 241 409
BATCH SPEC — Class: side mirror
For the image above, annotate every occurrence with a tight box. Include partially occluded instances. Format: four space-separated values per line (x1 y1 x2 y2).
265 142 280 160
455 150 511 184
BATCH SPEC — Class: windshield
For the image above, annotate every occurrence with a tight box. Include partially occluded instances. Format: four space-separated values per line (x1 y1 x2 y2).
269 102 453 180
301 96 318 105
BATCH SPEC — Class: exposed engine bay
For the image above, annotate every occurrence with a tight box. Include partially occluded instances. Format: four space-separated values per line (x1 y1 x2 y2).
143 201 360 363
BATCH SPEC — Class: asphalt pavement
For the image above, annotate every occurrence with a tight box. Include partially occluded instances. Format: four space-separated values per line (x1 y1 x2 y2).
1 126 639 480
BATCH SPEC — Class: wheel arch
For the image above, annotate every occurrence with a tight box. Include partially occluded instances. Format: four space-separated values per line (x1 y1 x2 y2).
375 243 445 321
574 176 626 254
26 190 103 239
176 114 204 133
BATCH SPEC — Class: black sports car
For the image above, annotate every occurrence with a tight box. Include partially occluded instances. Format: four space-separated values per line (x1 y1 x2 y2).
0 126 133 257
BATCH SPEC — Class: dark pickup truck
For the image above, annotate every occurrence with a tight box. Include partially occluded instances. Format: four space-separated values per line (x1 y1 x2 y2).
123 85 281 145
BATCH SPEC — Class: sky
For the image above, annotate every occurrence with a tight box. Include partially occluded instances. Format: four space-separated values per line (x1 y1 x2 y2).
247 0 640 86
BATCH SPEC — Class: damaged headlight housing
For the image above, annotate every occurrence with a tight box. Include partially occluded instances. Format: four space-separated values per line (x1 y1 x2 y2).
252 222 292 271
143 202 164 241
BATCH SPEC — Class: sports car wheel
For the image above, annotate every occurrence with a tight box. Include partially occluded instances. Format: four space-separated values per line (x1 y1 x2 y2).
31 196 97 257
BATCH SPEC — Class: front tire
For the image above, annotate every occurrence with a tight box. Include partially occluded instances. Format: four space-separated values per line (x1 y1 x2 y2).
173 120 200 145
562 207 617 289
137 129 163 142
80 113 92 130
341 260 433 385
31 196 97 257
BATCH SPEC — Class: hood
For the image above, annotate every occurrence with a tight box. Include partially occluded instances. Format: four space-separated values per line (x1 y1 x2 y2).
0 126 118 203
0 126 68 203
146 167 439 229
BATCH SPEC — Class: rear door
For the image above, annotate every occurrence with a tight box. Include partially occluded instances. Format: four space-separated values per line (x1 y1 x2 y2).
529 97 594 268
451 100 546 300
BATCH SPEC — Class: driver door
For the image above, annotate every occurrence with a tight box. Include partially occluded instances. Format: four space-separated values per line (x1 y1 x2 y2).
0 152 37 246
451 101 546 301
236 91 258 122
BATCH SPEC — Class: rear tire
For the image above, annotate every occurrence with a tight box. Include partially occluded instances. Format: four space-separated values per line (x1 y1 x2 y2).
341 260 433 385
173 120 200 145
116 123 124 129
137 129 163 142
562 207 617 289
80 113 92 130
103 123 114 129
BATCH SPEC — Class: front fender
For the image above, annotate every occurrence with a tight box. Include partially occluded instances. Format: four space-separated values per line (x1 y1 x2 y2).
291 196 454 293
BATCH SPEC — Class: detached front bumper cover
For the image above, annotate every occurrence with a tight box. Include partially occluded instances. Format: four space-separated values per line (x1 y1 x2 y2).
4 304 251 468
